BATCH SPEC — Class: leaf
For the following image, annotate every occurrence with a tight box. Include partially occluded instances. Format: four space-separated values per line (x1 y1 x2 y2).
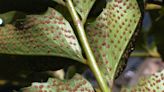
0 8 84 63
0 11 16 24
149 7 164 60
21 74 94 92
52 0 66 6
121 69 164 92
51 0 96 23
73 0 96 23
86 0 141 83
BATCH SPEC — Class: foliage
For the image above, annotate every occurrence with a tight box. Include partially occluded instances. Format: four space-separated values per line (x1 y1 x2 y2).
72 0 96 23
22 74 94 92
121 70 164 92
0 0 163 92
86 0 141 83
0 11 16 24
150 6 164 60
0 8 84 62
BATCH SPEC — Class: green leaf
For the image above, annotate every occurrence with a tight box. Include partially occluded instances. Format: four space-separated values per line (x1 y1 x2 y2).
0 11 17 24
121 69 164 92
86 0 141 83
73 0 96 23
52 0 96 23
21 74 94 92
0 8 84 63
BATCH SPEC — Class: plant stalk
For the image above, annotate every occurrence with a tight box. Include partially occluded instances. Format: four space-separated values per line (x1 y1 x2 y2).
65 0 110 92
131 52 160 58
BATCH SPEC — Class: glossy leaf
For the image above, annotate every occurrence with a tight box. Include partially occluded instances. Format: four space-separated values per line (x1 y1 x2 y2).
121 69 164 92
22 74 94 92
73 0 96 23
0 8 84 63
86 0 141 83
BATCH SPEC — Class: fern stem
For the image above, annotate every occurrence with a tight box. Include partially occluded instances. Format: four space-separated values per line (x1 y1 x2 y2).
65 0 110 92
131 52 160 58
145 3 162 10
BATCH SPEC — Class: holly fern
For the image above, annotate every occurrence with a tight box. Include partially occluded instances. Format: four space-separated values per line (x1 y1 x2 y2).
0 0 163 92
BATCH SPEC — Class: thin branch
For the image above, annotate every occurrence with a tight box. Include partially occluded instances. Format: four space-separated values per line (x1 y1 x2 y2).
65 0 110 92
131 52 160 58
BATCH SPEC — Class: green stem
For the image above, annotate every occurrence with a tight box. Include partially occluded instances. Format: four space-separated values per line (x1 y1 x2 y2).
131 52 160 58
65 0 110 92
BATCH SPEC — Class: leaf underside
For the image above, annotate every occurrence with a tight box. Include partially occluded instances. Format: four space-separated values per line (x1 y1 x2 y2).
86 0 141 82
121 70 164 92
73 0 96 23
22 74 94 92
0 8 84 63
52 0 95 23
